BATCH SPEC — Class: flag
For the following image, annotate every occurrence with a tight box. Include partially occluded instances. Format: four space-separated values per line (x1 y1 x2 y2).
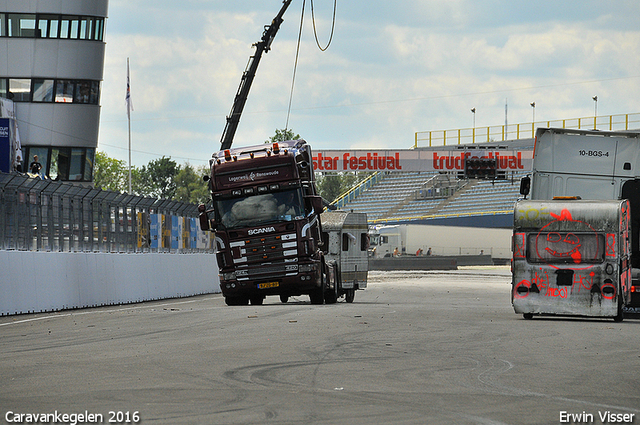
126 58 134 117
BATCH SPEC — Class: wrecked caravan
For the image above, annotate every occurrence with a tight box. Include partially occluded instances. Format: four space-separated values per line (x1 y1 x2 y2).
321 210 368 303
512 199 631 321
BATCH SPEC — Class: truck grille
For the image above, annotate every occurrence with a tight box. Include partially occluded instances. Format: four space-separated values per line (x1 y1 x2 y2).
237 263 298 280
230 233 298 278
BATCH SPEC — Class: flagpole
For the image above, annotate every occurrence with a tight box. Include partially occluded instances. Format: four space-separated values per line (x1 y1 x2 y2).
127 57 132 194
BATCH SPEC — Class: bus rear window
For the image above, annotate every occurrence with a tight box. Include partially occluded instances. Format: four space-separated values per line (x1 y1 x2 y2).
527 232 604 264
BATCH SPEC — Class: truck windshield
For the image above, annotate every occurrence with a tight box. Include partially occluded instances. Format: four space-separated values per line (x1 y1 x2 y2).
216 188 305 230
527 232 605 264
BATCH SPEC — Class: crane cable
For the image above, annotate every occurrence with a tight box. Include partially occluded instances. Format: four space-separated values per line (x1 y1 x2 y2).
285 0 337 130
310 0 337 51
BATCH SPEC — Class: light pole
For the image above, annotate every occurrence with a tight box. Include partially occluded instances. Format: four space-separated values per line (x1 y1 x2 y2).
530 102 535 123
471 108 476 143
530 102 536 137
592 95 598 129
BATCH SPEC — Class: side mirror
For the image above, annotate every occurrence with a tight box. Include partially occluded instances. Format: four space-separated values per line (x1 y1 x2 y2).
307 195 323 214
519 176 531 198
198 204 216 231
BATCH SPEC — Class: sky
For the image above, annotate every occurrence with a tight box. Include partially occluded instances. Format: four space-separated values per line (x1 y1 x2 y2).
98 0 640 168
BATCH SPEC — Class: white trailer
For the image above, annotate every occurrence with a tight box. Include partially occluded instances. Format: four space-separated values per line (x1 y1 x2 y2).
527 127 640 308
321 210 368 303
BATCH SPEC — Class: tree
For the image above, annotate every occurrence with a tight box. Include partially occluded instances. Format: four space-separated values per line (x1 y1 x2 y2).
174 163 210 205
265 128 301 144
316 172 372 204
136 156 179 199
316 173 344 202
93 151 128 192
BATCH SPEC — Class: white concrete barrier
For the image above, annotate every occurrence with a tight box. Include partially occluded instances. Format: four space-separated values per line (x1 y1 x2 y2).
0 251 220 316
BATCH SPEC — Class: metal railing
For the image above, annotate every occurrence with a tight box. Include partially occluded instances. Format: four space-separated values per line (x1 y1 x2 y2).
330 172 383 210
0 173 214 253
415 112 640 147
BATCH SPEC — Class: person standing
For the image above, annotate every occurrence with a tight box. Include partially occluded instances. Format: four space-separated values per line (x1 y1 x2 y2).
29 155 42 176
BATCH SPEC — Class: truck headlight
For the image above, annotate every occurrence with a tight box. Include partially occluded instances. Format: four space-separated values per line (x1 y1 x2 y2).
222 272 237 281
299 264 316 273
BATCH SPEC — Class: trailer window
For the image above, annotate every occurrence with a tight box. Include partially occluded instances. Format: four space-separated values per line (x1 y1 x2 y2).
527 232 604 264
360 233 368 251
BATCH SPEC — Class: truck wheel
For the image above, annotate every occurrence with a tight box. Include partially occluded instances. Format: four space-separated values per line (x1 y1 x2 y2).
225 296 249 306
523 313 533 320
345 289 355 303
324 262 338 304
280 295 289 303
309 287 324 305
613 296 624 322
250 295 264 306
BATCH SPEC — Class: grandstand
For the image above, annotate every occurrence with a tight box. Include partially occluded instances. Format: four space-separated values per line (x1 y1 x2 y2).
334 140 533 228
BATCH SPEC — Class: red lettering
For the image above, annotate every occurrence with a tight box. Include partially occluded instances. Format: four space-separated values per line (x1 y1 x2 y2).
359 156 367 170
386 156 394 170
367 153 374 169
395 152 402 170
445 155 454 169
349 156 358 170
433 153 440 170
343 153 350 170
315 153 324 170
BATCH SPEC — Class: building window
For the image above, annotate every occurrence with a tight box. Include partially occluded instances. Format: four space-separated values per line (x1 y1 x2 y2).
9 79 31 102
75 81 92 103
1 78 100 104
84 149 95 181
7 14 36 37
32 79 55 102
37 14 60 38
23 146 95 182
1 14 105 40
55 80 74 103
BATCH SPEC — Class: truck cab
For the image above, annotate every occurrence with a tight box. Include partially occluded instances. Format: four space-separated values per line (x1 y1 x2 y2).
201 139 326 305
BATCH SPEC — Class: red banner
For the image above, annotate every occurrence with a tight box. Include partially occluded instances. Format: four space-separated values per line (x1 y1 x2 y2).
312 149 533 173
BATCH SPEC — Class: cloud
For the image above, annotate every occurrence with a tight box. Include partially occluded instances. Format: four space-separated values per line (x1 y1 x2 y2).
98 1 640 166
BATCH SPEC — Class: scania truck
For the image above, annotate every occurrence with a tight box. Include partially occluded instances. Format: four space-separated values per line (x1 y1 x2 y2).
199 140 368 305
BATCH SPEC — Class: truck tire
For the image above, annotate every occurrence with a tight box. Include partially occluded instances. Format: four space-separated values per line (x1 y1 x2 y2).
250 295 265 306
613 296 624 322
345 289 355 303
309 288 324 304
324 261 338 304
280 295 289 303
225 295 249 306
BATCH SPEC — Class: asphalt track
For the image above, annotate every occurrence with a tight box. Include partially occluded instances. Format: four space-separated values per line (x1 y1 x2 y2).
1 267 639 425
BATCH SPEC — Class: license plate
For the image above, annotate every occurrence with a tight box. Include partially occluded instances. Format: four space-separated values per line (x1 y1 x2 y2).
258 281 279 289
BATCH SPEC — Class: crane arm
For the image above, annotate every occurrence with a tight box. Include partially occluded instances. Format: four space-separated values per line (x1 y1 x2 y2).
219 0 293 151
